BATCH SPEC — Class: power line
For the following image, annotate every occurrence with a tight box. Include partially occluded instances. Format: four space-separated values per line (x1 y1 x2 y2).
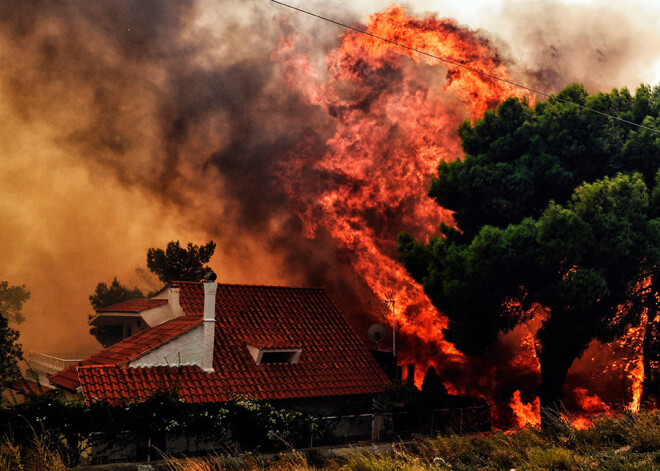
271 0 660 135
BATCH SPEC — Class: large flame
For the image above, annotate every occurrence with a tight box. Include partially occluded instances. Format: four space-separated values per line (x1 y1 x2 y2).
510 390 540 428
275 6 523 386
272 5 655 425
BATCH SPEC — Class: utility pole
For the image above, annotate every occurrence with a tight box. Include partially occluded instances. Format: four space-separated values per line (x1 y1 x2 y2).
385 293 396 356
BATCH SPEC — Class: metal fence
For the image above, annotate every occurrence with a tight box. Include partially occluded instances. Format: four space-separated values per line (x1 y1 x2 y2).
306 406 490 447
89 406 491 463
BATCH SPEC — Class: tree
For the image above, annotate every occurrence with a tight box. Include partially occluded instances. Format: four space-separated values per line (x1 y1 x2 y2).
0 281 31 324
89 241 216 346
146 240 216 284
89 278 143 347
0 282 28 391
421 366 448 403
398 84 660 421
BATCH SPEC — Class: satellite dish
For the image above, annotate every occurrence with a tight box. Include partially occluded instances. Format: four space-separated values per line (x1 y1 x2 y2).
367 323 387 348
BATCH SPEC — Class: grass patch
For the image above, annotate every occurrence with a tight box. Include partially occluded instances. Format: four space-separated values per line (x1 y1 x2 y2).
3 409 659 470
162 410 660 470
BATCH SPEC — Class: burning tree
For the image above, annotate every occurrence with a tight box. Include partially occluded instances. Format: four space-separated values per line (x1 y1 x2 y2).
398 84 660 423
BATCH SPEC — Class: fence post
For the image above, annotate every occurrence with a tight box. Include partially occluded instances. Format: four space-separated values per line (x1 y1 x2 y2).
431 410 434 435
371 413 379 441
459 408 463 435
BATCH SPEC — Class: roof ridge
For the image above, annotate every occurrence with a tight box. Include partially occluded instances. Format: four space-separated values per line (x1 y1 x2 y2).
126 317 202 364
174 281 327 290
49 315 203 391
96 297 168 313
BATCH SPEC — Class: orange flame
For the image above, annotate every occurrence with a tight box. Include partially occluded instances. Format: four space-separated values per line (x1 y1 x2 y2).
275 6 523 386
627 320 646 414
569 387 611 429
273 6 651 426
510 390 540 428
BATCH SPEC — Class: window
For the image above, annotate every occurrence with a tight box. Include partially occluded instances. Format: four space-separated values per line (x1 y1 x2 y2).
259 350 299 364
246 344 302 365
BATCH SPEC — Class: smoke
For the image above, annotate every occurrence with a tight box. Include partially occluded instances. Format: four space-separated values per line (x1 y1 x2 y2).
1 0 659 422
0 0 383 353
467 2 650 93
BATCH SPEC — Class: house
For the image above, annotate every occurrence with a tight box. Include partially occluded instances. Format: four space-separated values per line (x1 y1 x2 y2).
50 280 391 411
2 378 54 405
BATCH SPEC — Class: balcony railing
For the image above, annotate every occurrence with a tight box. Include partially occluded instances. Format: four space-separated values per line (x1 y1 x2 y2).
28 351 89 375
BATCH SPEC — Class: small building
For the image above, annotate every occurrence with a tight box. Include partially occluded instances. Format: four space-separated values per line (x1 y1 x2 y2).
49 281 391 449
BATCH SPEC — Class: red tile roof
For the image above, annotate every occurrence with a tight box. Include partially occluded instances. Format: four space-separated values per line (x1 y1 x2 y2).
8 379 55 396
78 365 230 404
245 337 303 349
96 298 168 313
56 283 390 403
49 315 201 390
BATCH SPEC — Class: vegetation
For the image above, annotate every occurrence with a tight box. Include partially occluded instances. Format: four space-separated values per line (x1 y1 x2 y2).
88 240 216 346
398 84 660 419
147 240 217 284
1 370 659 470
88 277 144 347
0 282 28 393
0 281 30 324
0 391 312 467
167 410 660 470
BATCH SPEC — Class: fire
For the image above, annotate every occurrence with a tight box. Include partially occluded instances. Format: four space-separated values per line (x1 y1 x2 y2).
272 5 653 425
569 387 611 429
510 390 540 428
628 341 645 413
274 6 523 385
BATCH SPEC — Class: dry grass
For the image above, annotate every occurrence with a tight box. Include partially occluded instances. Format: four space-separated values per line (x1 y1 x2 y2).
163 410 660 471
1 410 658 470
0 435 66 471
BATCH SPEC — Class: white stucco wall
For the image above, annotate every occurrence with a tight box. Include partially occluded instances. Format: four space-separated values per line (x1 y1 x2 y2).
129 324 204 368
141 303 179 327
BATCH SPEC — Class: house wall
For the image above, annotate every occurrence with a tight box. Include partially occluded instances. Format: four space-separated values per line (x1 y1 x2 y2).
276 394 375 416
129 325 204 368
121 318 144 338
140 303 178 327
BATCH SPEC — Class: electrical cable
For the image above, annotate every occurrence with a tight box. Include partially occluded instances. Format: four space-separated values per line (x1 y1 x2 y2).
271 0 660 135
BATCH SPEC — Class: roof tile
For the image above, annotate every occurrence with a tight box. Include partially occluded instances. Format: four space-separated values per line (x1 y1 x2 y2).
60 283 390 402
96 298 168 313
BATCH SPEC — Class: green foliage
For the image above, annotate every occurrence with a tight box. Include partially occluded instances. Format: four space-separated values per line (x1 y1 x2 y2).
0 282 27 393
146 240 216 283
430 84 660 240
3 401 660 470
0 281 30 324
399 83 660 411
88 277 144 347
0 314 23 392
0 391 314 466
88 277 143 311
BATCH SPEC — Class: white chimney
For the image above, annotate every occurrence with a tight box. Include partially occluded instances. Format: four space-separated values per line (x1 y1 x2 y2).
202 281 217 372
168 284 184 317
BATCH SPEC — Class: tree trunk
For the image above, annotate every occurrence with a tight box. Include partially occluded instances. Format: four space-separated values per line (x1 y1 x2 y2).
642 312 660 407
536 312 593 429
537 347 576 427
